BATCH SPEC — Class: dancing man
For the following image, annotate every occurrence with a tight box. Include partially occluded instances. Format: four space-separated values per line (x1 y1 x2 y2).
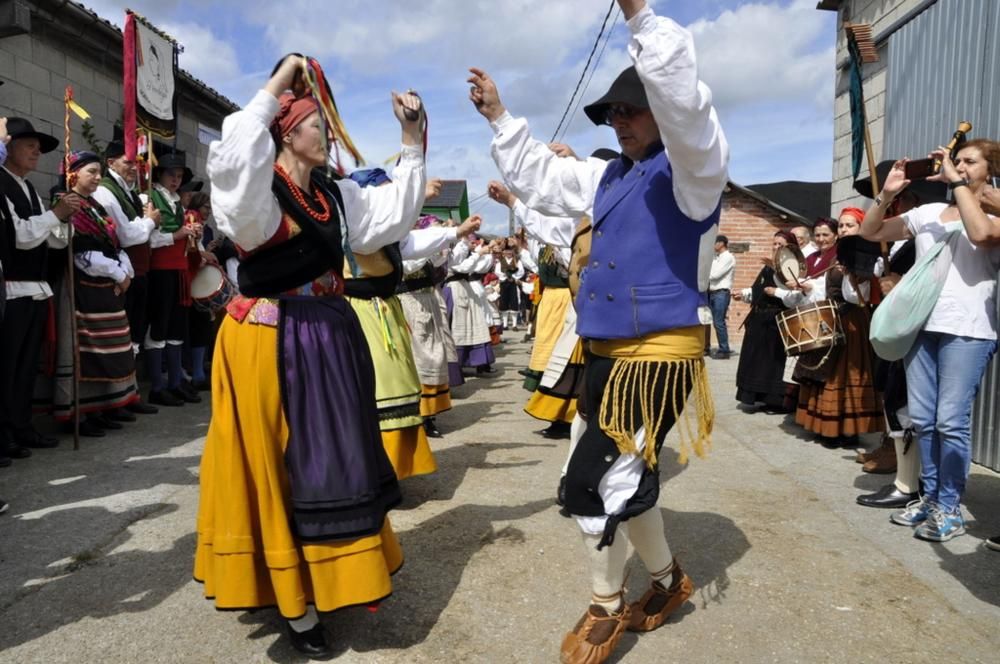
469 1 728 661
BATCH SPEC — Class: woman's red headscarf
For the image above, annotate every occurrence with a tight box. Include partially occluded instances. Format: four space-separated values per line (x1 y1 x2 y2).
272 93 319 138
839 207 866 223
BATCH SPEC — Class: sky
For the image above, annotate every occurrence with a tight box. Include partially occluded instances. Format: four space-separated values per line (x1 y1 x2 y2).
82 0 838 235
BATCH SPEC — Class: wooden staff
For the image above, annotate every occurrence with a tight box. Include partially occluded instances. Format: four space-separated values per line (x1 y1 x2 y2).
846 23 889 263
64 86 80 451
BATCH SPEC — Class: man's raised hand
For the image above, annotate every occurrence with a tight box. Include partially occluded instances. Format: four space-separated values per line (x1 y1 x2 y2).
487 180 515 208
468 68 506 123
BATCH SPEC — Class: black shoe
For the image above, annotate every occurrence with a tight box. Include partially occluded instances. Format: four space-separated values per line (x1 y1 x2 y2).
149 390 185 407
1 441 31 459
0 455 11 468
191 379 211 392
16 430 59 448
540 421 571 440
91 414 123 431
476 364 497 375
985 535 1000 552
710 351 731 360
423 418 442 438
107 408 137 423
78 419 106 438
819 435 855 449
0 500 8 514
856 485 918 509
171 385 202 404
286 622 333 658
127 400 159 415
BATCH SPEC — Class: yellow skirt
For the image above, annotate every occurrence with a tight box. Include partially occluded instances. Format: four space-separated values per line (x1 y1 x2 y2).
381 426 438 480
194 314 403 618
529 287 572 372
524 390 577 424
420 382 452 417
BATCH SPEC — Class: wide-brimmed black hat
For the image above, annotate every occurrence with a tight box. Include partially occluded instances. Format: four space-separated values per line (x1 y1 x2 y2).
583 67 650 127
180 179 204 193
104 140 126 160
153 152 193 185
7 117 59 153
854 159 948 204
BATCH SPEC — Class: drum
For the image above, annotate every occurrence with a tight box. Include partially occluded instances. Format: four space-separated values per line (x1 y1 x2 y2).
191 264 236 313
776 300 844 356
774 245 805 288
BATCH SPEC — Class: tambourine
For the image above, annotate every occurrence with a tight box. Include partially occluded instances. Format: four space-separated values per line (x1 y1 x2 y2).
774 245 805 287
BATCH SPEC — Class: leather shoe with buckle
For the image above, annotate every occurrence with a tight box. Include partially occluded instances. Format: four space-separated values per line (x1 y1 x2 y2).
286 622 333 659
856 484 918 509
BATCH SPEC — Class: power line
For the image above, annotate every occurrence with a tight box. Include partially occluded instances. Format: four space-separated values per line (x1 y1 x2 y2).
557 7 620 143
550 0 618 143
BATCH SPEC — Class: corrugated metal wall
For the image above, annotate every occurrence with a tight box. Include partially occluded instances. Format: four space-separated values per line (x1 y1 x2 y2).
883 0 1000 471
883 0 1000 159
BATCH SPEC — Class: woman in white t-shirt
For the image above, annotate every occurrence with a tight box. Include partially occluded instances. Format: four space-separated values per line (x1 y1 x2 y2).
861 139 1000 543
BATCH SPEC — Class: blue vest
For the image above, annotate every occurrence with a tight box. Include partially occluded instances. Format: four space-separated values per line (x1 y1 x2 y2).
575 147 720 340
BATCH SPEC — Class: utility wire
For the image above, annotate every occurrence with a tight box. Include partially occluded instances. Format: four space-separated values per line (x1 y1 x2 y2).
550 0 618 142
557 7 620 143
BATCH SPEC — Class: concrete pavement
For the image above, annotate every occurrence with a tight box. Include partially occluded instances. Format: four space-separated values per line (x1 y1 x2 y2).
1 338 998 663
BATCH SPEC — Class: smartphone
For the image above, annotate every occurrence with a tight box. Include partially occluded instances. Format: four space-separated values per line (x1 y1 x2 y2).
904 158 936 180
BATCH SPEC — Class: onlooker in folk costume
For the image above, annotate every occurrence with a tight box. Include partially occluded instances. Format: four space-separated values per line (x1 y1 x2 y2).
733 230 800 413
194 56 425 656
183 191 217 391
791 225 818 259
521 238 574 394
793 209 884 447
93 139 162 415
146 153 200 407
448 233 496 373
862 140 1000 542
707 234 735 358
471 0 728 660
398 213 481 438
48 152 140 434
0 118 78 459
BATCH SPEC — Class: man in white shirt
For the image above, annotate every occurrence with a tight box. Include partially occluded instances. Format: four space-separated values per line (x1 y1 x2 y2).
0 118 80 457
792 225 817 258
708 235 735 358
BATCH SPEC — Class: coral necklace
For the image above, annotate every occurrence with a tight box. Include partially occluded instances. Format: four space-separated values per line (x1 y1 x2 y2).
274 163 331 222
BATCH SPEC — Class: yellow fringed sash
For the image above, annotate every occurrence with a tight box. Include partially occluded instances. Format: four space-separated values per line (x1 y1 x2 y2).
590 326 714 467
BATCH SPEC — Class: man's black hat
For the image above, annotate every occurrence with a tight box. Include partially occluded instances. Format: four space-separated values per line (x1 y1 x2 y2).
153 152 193 186
7 117 59 153
583 67 650 127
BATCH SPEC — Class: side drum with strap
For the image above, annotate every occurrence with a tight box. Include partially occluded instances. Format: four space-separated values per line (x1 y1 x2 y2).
776 300 844 356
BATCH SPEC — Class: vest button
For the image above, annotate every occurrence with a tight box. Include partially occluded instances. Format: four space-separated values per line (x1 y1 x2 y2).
606 293 614 301
596 230 603 237
608 261 616 269
604 455 613 463
589 293 595 301
591 261 599 269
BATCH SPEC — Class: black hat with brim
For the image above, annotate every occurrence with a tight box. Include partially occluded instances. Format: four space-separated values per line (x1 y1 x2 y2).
853 159 948 204
180 179 204 193
105 140 126 160
153 152 194 186
590 148 620 161
7 117 59 153
583 67 650 127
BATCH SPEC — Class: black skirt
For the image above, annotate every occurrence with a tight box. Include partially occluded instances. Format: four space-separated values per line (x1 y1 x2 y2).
735 305 788 407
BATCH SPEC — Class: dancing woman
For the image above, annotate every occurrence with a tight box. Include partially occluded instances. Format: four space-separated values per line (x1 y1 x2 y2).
193 55 426 657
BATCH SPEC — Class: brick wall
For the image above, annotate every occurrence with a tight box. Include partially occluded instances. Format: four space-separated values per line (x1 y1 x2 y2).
0 29 223 202
716 189 801 346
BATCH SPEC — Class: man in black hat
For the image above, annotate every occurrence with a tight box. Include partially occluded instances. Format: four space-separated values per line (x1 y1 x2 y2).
92 140 163 415
0 118 82 458
470 1 728 662
145 152 199 407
